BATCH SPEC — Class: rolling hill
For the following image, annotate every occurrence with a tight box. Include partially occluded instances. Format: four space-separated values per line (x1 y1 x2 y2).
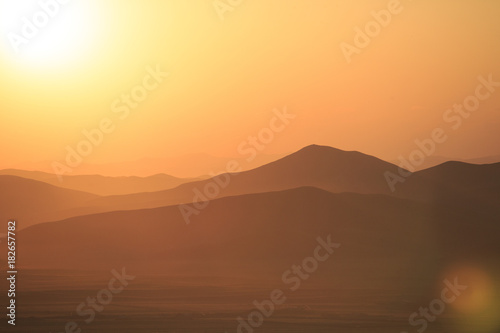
415 161 500 191
3 145 498 230
0 169 199 196
86 145 408 211
17 187 499 285
0 175 99 229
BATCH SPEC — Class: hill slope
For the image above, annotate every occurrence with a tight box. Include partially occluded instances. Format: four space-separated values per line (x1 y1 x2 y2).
0 169 198 196
17 187 499 288
87 145 406 211
0 175 99 229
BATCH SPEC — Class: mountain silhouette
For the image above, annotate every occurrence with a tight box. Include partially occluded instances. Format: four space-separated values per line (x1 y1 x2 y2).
0 175 98 229
0 169 199 195
86 145 406 211
16 187 499 291
4 145 498 231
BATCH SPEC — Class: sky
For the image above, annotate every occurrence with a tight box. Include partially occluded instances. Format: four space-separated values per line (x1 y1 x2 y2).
0 0 499 175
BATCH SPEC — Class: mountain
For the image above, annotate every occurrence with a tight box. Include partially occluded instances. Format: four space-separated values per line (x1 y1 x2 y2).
395 161 500 207
390 154 500 171
464 154 500 165
0 175 99 229
1 145 406 229
4 145 498 230
5 152 283 178
6 147 499 333
16 187 499 291
0 169 199 196
41 144 497 220
390 155 455 171
415 161 500 191
87 145 406 212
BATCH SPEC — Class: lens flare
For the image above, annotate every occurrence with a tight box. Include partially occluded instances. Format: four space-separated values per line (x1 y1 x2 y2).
440 263 500 333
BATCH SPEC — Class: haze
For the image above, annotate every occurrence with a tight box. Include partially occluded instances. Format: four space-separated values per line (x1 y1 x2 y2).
0 0 499 176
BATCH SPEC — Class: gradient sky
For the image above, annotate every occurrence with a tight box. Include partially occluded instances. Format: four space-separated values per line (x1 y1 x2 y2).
0 0 499 174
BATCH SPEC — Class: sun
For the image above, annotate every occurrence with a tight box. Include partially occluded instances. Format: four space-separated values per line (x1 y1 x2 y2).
0 0 99 68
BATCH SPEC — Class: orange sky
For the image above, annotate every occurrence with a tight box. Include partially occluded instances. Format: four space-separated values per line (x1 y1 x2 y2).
0 0 499 175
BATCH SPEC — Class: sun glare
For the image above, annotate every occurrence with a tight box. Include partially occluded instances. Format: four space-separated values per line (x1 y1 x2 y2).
0 0 98 68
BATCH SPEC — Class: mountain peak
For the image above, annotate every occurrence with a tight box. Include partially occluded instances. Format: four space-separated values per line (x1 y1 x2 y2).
298 144 346 153
289 144 352 159
284 144 372 164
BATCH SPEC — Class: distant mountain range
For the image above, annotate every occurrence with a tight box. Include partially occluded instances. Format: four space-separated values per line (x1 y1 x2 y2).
15 186 499 292
0 169 201 196
0 175 98 228
5 152 284 178
1 144 499 230
1 143 498 325
390 154 500 171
